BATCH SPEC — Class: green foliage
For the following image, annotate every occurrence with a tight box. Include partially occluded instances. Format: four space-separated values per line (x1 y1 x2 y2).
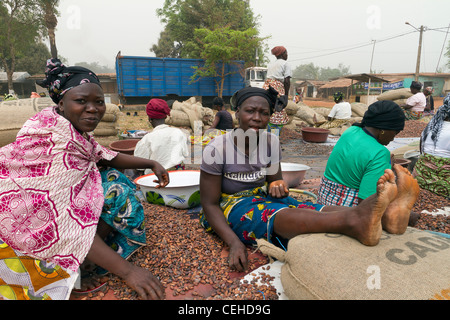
188 27 267 97
0 0 50 89
153 0 263 59
15 41 51 74
293 62 351 81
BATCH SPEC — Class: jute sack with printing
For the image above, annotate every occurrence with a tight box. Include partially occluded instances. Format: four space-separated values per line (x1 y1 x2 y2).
257 227 450 300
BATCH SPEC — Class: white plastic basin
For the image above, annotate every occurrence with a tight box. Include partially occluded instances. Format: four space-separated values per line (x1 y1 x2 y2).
280 162 311 188
134 170 201 209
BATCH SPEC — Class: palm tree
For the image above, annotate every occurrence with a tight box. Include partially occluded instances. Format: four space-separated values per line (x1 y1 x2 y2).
39 0 59 58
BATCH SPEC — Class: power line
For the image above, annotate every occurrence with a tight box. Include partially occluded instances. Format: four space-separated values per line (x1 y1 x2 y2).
289 30 417 63
435 23 450 72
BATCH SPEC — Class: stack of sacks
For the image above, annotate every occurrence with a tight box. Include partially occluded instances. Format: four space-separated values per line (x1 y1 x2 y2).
93 103 121 137
283 101 368 137
165 97 214 134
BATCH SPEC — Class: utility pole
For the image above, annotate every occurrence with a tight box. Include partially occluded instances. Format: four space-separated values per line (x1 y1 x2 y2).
405 22 425 81
415 25 424 81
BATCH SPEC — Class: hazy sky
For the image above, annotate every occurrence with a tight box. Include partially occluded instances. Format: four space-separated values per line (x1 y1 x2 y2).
54 0 450 75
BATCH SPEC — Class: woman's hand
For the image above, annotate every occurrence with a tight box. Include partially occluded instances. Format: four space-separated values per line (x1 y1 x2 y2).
228 239 248 272
269 180 289 198
151 162 169 188
122 264 166 300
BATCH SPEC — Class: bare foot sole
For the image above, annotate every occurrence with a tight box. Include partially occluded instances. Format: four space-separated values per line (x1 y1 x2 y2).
382 164 420 235
355 169 398 246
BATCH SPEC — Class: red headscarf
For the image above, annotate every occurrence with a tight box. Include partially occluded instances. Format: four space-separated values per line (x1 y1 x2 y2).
271 46 287 57
146 99 171 119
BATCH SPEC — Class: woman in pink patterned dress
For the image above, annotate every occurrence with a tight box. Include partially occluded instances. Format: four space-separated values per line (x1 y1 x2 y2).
0 59 168 300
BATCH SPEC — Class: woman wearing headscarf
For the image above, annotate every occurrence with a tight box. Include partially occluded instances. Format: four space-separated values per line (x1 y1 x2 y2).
199 87 418 272
414 93 450 199
262 46 291 136
319 91 352 129
0 59 168 300
134 98 190 175
400 81 427 120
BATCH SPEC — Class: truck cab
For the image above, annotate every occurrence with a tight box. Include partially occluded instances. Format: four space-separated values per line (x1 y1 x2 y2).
245 67 268 88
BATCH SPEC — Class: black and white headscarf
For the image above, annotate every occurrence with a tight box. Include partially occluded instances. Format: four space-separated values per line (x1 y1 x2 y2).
421 93 450 152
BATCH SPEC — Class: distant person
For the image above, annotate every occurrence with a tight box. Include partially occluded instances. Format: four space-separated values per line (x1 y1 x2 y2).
209 97 234 131
423 87 435 116
134 99 190 175
319 91 352 129
263 46 291 136
400 81 426 120
294 87 303 103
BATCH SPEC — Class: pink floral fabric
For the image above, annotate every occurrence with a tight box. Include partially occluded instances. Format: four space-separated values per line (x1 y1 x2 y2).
0 107 118 271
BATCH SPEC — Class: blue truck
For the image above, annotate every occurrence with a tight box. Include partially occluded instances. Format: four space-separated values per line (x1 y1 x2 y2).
115 53 252 105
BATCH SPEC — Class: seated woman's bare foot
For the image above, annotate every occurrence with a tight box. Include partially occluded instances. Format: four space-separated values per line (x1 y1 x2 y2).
352 169 398 246
382 164 420 235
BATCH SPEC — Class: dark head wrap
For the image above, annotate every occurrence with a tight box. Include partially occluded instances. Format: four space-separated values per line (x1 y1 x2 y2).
421 93 450 152
353 100 406 131
37 58 102 104
410 81 423 91
230 86 287 114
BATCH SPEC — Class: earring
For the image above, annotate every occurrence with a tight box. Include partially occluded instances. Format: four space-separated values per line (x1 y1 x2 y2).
380 130 385 135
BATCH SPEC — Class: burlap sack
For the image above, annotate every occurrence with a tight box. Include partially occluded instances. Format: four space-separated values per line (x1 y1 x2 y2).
351 103 368 117
102 103 121 122
166 109 191 127
311 107 331 118
257 227 450 300
285 101 300 116
377 88 413 101
295 105 326 126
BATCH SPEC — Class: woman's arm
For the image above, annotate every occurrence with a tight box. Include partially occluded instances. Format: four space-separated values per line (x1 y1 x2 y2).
99 153 169 187
200 171 248 272
209 114 220 129
284 77 291 96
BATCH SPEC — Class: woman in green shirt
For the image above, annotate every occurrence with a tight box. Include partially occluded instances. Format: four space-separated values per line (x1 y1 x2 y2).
318 100 405 206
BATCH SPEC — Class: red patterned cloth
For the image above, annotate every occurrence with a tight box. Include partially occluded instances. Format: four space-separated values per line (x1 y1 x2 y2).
263 79 289 125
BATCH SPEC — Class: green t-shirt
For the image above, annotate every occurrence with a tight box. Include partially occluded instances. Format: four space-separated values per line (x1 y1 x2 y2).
324 126 391 200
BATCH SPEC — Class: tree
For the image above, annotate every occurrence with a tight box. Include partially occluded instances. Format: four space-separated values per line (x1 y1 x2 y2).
15 40 51 74
38 0 59 59
0 0 43 92
153 0 262 59
293 62 351 81
189 27 267 97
